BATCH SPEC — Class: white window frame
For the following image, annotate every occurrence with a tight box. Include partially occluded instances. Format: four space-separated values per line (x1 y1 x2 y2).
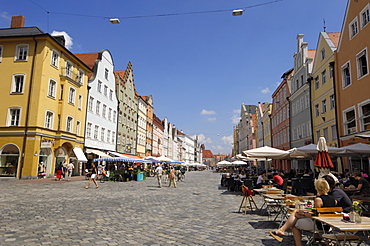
45 110 54 129
102 104 107 118
358 99 370 132
7 107 21 126
341 61 352 88
87 122 92 138
349 17 359 39
48 79 57 98
78 95 82 110
331 125 337 141
314 76 319 90
77 69 84 84
88 96 94 111
15 44 29 61
97 81 102 93
50 49 60 68
68 87 76 105
321 48 326 60
360 4 370 29
105 68 109 80
11 73 25 94
322 99 327 114
94 125 99 139
101 127 105 141
96 101 101 115
107 130 111 143
66 116 73 132
342 106 357 135
76 120 81 136
108 108 112 121
109 89 113 100
322 69 327 84
113 110 117 123
356 48 368 79
65 61 73 78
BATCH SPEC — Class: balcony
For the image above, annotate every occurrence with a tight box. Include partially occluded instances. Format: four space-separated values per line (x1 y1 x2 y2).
60 68 83 87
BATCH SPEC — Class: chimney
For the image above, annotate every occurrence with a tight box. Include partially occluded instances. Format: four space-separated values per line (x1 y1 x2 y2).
11 15 25 28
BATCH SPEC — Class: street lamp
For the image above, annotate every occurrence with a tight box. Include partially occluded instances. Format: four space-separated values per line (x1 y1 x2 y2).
232 9 244 16
109 18 120 24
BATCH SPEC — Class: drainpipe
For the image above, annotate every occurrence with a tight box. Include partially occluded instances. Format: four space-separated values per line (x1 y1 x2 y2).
19 37 38 179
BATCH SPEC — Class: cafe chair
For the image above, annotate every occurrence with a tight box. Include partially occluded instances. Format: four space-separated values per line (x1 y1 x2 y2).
310 207 363 246
238 185 258 214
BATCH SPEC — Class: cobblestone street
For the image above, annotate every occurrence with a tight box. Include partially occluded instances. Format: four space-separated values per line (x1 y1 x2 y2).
0 170 359 246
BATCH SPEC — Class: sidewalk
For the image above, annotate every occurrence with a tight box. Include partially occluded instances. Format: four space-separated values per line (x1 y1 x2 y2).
2 175 86 184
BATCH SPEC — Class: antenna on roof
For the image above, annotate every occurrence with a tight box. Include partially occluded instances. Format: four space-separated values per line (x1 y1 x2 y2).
323 18 326 32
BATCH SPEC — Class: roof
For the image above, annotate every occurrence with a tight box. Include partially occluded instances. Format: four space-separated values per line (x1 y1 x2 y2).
74 53 99 70
0 27 44 37
327 32 340 48
202 149 214 158
308 49 316 61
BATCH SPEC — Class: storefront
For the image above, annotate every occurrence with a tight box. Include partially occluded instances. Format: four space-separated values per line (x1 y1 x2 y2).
0 144 19 177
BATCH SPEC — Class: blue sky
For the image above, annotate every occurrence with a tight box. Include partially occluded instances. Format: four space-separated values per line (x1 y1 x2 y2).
1 0 348 155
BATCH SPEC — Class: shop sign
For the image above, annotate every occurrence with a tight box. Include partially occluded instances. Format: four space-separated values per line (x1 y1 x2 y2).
41 142 52 148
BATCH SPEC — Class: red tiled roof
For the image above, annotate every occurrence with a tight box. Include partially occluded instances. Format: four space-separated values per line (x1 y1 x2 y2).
74 52 99 69
327 32 340 48
202 149 214 158
308 49 316 61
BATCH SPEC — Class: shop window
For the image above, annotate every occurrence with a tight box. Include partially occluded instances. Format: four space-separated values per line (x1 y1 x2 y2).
0 144 19 177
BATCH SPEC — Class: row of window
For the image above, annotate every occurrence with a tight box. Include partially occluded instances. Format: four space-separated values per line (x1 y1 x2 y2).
88 96 116 122
343 100 370 135
97 80 114 100
272 128 290 147
117 133 135 146
316 125 337 142
291 122 312 141
271 105 289 129
349 4 370 40
291 93 310 116
86 123 116 144
314 94 335 117
341 48 369 88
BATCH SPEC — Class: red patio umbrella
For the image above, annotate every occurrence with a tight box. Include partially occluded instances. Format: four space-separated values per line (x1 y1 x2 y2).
314 136 334 168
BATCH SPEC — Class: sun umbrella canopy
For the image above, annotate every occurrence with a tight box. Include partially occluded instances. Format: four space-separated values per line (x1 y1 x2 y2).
243 146 290 159
339 143 370 157
314 137 334 168
156 156 173 162
231 160 248 165
144 156 161 163
216 160 232 166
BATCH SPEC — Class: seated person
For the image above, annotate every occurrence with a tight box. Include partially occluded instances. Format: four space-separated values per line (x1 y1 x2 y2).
272 172 284 189
322 175 352 213
256 171 266 188
270 179 336 246
351 172 370 193
239 171 247 179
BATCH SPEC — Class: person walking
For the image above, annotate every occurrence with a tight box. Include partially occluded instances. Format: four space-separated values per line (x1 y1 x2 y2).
66 161 74 181
85 163 99 189
62 160 68 179
168 166 177 188
155 164 163 188
55 163 63 181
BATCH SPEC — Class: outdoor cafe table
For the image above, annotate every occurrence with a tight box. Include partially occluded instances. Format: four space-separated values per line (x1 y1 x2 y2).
312 216 370 245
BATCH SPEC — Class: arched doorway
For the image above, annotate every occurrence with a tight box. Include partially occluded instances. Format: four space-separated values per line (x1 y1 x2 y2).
55 147 66 171
0 144 20 177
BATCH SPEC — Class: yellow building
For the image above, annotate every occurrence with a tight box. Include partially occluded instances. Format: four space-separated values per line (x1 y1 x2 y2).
0 16 91 179
311 32 340 147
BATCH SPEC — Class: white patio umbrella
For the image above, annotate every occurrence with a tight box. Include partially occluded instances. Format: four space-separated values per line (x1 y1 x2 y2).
156 156 173 162
216 160 232 167
231 160 248 165
339 143 370 170
144 156 160 163
243 146 290 172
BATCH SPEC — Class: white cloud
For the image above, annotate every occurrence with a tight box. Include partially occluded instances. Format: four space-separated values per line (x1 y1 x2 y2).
0 12 10 20
233 109 240 114
207 117 216 122
192 133 212 144
261 87 270 94
200 109 216 115
51 31 73 50
221 135 233 145
231 114 240 124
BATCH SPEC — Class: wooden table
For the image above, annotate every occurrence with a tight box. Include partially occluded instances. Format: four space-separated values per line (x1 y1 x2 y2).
253 188 283 194
312 216 370 245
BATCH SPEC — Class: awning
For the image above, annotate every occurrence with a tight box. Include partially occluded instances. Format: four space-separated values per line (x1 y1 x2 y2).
109 151 143 159
73 147 88 162
86 148 110 158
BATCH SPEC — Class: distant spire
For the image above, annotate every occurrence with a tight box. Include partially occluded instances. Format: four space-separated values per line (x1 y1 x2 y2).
323 18 326 32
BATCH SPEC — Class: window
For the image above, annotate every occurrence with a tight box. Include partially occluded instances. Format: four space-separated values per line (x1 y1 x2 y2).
321 48 326 60
66 116 73 132
341 62 351 88
60 85 64 100
94 125 99 139
77 69 84 84
108 108 112 121
48 79 57 98
349 17 359 39
45 111 53 129
15 44 28 61
65 61 73 78
330 94 335 109
314 76 319 90
107 130 111 143
316 130 321 142
361 5 370 28
322 69 327 84
0 45 3 62
343 108 356 135
117 133 121 145
323 127 328 141
105 68 109 80
113 110 116 123
112 132 115 144
331 125 337 140
356 49 368 78
359 101 370 131
315 104 320 117
97 81 102 93
102 104 107 118
329 64 334 78
50 50 60 68
322 99 327 114
78 95 82 110
101 128 105 141
12 74 25 93
76 121 81 136
87 123 92 138
96 101 101 115
68 87 76 104
109 89 113 100
88 96 94 111
8 108 21 126
104 85 108 96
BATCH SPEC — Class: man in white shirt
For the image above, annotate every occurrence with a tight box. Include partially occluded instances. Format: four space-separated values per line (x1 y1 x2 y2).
66 162 74 181
155 165 163 188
